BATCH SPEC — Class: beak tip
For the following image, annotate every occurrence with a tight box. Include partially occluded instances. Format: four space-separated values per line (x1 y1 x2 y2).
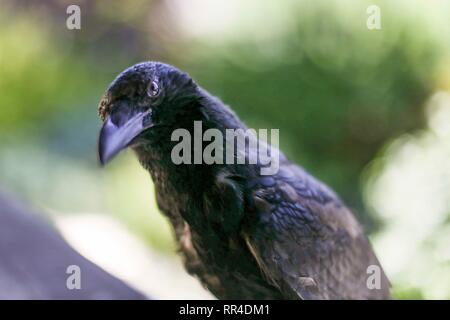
97 109 149 167
97 135 120 167
97 135 107 167
98 142 112 167
98 155 106 167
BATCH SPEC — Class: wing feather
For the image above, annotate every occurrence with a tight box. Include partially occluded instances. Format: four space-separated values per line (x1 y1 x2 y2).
243 165 391 300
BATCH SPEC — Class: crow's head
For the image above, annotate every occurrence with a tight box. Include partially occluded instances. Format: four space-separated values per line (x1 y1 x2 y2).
97 61 198 165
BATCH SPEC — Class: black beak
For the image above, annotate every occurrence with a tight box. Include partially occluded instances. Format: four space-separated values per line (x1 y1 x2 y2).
98 108 152 166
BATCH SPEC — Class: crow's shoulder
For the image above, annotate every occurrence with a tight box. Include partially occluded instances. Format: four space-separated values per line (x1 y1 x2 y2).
241 161 391 299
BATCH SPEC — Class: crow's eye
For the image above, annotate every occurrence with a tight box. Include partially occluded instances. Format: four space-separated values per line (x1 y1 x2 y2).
147 80 160 97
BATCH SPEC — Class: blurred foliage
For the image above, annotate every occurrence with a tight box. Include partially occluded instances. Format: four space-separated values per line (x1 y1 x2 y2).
364 92 450 299
1 0 450 299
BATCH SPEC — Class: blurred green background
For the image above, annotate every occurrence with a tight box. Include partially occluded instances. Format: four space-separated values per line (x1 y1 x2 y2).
1 0 450 299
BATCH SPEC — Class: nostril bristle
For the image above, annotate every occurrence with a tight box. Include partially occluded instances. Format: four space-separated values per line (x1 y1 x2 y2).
98 97 110 121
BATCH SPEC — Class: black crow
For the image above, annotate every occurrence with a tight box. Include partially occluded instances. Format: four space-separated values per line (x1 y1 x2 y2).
97 61 390 299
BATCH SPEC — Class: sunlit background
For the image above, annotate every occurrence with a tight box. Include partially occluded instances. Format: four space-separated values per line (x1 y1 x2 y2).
1 0 450 299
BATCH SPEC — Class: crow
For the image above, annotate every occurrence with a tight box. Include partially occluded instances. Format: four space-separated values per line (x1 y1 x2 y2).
97 61 391 299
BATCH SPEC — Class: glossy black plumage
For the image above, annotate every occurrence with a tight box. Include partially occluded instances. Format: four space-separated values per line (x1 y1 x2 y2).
98 62 391 299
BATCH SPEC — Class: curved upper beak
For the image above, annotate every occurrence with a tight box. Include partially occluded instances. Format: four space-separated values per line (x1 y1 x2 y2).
98 108 152 166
